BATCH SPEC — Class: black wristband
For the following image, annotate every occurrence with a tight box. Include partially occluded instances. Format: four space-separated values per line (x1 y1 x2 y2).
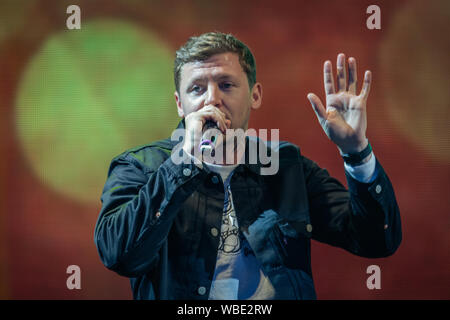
341 141 372 166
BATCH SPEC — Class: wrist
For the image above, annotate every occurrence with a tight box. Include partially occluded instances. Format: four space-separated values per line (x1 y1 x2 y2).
341 140 372 166
351 151 372 166
338 138 368 155
344 152 377 183
182 142 194 156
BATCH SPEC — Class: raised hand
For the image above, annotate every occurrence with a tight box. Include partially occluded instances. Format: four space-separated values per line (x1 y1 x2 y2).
307 53 371 154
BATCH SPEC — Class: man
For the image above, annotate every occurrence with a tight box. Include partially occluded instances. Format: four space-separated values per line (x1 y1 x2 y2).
94 32 402 299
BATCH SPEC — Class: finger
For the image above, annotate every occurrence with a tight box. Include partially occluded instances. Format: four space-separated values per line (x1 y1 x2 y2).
359 70 372 99
215 110 229 133
323 61 335 95
336 53 346 92
212 111 227 133
307 93 327 124
202 107 227 132
203 105 226 122
348 57 357 94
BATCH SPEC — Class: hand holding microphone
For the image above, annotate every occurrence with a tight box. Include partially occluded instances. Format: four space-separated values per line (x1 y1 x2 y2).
182 105 231 160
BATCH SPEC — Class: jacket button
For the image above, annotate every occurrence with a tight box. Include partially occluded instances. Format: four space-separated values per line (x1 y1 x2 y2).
183 168 192 176
306 224 313 233
211 175 219 184
197 286 206 295
210 227 219 237
375 184 382 194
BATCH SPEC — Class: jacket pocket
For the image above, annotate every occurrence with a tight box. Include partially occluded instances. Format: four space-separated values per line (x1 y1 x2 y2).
270 222 312 274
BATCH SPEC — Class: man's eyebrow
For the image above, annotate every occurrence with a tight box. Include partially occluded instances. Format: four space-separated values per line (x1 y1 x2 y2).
187 74 238 86
186 76 206 86
214 74 237 81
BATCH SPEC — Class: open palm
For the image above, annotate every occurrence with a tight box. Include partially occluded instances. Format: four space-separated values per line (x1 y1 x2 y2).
308 53 371 154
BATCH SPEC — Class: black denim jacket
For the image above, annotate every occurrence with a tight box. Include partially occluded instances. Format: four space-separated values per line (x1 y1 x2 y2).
94 121 402 299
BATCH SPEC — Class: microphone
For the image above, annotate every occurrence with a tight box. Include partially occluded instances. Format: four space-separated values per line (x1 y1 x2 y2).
199 120 221 155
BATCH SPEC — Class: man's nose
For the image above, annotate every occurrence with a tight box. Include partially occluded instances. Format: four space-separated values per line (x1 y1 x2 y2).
204 83 221 107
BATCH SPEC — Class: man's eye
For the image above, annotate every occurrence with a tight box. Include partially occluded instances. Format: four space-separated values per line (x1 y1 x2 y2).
189 84 204 94
220 82 233 90
191 85 203 94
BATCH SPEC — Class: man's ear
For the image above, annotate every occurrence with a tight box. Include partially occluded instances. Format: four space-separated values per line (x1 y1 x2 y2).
250 82 263 110
174 91 184 117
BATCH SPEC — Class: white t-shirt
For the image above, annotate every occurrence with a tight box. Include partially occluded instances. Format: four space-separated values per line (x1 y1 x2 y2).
204 162 276 300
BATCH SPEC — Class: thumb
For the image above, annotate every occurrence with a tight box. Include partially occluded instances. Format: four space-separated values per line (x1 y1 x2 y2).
307 93 326 123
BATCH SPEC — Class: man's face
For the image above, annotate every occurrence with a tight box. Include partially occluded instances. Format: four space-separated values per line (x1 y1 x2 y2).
175 52 262 131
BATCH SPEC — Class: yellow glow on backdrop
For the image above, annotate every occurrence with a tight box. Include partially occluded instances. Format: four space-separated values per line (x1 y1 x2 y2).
15 19 179 203
380 0 450 162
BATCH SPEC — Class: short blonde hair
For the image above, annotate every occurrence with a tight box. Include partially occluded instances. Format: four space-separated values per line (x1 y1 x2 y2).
174 32 256 93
